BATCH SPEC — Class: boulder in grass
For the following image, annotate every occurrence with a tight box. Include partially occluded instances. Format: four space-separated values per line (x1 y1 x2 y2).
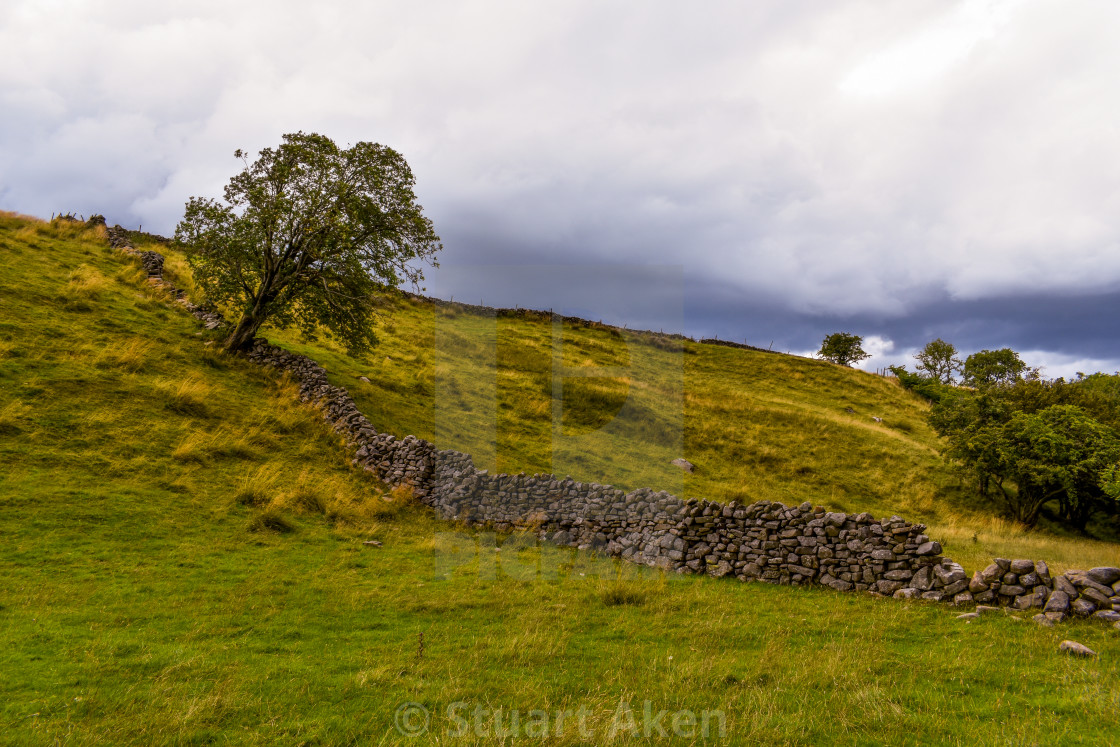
1033 614 1055 628
670 458 695 473
1093 609 1120 623
1059 640 1097 658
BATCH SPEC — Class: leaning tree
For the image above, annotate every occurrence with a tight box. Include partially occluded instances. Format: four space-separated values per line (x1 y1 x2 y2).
176 132 442 353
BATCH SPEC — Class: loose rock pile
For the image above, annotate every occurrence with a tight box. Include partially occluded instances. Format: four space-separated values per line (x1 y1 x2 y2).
99 223 1119 627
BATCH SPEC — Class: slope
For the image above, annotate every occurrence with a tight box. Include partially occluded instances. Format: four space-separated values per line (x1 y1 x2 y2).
1 212 1119 745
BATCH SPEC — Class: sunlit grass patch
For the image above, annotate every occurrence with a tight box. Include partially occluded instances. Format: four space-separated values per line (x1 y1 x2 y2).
59 264 107 310
158 376 213 418
172 428 258 463
94 337 153 373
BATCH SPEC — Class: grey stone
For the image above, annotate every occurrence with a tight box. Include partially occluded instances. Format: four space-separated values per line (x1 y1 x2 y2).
943 579 969 596
893 588 922 600
1010 558 1035 574
1035 559 1051 580
953 591 974 605
934 564 966 586
876 579 905 595
1071 598 1098 617
915 541 941 557
1093 610 1120 623
1059 640 1097 658
921 591 944 602
1055 575 1079 598
1032 613 1055 628
956 612 980 621
1080 586 1112 609
968 571 989 593
1043 591 1071 614
1087 567 1120 586
980 563 1003 583
911 566 934 591
670 458 695 473
1070 573 1115 597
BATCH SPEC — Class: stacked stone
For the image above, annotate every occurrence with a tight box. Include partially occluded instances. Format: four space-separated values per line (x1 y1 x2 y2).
107 224 165 279
98 221 1118 627
965 558 1052 610
1041 567 1120 623
245 339 435 497
428 452 951 586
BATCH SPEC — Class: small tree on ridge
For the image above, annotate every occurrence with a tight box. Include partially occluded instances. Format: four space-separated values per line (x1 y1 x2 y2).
915 338 961 384
818 332 871 366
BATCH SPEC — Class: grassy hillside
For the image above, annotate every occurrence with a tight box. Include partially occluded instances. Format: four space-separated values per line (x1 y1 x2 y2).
249 275 1120 572
2 212 1120 744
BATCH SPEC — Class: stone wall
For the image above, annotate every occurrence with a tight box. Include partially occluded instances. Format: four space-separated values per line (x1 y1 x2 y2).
101 225 1120 627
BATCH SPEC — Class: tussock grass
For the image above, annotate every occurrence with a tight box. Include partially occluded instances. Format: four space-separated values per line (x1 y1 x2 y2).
599 582 649 607
0 401 31 436
158 376 213 418
59 264 107 310
246 507 295 533
95 337 153 373
232 465 282 507
159 250 199 302
172 428 258 463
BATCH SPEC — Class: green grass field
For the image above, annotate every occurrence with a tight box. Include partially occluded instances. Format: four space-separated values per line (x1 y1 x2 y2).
2 212 1119 744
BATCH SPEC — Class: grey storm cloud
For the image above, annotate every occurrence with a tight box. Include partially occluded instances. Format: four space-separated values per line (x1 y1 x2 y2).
1 0 1118 376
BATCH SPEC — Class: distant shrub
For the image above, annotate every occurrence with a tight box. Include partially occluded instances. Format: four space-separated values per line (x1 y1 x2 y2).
889 365 947 403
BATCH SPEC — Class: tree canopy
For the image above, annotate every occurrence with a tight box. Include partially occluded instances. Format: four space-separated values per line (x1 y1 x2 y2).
961 348 1029 389
929 371 1120 531
818 332 870 366
175 132 442 353
914 338 961 384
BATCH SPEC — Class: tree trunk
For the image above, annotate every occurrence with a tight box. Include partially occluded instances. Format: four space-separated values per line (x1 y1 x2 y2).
225 311 264 353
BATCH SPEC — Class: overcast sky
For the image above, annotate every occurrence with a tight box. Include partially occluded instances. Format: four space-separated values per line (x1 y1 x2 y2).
2 0 1118 377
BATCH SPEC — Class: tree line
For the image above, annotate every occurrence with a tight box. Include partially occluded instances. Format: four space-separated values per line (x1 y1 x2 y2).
818 332 1120 534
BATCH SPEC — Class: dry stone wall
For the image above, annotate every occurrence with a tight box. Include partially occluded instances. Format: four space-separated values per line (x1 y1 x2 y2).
100 223 1120 626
